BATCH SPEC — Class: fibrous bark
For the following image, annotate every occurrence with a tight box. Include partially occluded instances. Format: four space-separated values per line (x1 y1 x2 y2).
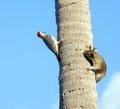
55 0 98 109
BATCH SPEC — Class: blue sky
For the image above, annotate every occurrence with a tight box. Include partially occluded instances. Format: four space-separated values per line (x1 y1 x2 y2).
0 0 120 109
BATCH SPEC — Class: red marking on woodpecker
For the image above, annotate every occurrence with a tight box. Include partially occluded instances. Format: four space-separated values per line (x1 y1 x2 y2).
37 32 44 38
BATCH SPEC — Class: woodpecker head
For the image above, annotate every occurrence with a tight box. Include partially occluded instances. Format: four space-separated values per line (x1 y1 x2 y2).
37 32 46 38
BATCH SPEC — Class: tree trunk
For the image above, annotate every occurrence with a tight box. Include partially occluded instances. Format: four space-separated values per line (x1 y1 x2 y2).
55 0 98 109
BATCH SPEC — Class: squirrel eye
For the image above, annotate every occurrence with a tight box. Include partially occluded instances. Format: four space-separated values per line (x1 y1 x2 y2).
90 54 94 58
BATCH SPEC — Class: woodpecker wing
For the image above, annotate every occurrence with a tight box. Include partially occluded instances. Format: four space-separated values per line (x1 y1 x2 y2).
42 34 58 55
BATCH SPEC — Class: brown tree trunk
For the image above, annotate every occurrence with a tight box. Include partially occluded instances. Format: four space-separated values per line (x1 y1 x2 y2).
55 0 98 109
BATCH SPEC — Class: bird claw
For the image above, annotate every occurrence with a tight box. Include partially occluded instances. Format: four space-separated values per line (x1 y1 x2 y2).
58 39 62 44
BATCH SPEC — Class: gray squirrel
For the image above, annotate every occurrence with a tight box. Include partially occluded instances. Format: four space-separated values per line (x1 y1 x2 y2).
83 45 106 82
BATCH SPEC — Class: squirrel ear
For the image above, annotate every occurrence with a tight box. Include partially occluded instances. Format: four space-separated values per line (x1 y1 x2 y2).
85 45 92 50
93 47 97 52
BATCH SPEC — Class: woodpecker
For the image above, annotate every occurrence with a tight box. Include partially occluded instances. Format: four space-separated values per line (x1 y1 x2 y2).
37 32 59 56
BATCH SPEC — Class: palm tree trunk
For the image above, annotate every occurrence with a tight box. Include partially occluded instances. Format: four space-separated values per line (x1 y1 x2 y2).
55 0 98 109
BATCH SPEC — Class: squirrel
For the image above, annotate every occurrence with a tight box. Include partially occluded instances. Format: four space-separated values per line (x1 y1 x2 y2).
83 45 107 82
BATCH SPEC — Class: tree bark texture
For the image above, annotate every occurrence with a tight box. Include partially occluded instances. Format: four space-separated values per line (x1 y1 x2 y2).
55 0 98 109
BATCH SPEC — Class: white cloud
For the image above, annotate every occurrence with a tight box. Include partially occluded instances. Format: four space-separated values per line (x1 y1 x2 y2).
99 72 120 109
